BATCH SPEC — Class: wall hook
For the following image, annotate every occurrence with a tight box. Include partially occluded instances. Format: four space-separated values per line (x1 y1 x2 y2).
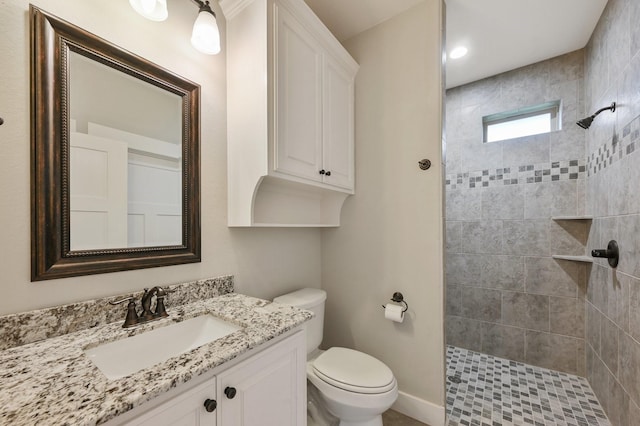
0 117 4 126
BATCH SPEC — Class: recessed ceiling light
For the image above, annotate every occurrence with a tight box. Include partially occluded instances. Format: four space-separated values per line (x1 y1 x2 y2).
449 46 468 59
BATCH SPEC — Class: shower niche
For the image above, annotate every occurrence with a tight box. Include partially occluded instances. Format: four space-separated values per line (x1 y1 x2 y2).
550 216 593 263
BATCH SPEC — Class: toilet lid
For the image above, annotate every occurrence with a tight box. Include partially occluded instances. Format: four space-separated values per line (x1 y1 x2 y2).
312 347 395 394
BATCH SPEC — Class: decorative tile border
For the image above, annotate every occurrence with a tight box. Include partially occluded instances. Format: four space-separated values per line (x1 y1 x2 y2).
446 160 586 190
587 114 640 176
0 275 234 351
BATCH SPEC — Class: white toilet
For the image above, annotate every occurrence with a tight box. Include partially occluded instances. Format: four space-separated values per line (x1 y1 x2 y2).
274 288 398 426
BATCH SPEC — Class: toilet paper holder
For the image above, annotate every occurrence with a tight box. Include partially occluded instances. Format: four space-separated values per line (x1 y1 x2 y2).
382 292 408 313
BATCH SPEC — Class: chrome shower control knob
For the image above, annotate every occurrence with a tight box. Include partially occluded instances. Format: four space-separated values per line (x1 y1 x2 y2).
224 387 237 399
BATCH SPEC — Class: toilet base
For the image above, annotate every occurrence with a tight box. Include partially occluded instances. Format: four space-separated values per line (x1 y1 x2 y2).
338 416 382 426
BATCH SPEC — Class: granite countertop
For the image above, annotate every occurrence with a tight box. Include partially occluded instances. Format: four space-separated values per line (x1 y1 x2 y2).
0 293 312 425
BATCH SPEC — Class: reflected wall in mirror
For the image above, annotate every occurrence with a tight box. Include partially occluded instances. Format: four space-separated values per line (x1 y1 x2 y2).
31 6 201 281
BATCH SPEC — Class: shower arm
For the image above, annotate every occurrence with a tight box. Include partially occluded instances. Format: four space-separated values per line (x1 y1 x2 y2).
591 102 616 118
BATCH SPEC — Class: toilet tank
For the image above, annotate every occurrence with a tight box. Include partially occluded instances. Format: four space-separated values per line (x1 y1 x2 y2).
273 288 326 356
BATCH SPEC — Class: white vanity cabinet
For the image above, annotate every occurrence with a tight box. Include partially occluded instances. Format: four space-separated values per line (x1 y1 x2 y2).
126 380 218 426
222 0 358 227
120 330 306 426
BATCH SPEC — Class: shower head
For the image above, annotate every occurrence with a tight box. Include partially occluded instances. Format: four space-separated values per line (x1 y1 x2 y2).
576 102 616 129
576 116 594 129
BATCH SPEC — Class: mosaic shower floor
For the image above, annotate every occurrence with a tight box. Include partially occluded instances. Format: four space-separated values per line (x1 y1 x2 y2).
446 346 610 426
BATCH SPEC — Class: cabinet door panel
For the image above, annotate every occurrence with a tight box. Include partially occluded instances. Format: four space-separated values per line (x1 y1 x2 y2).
274 4 323 181
322 55 355 190
217 331 306 426
127 380 216 426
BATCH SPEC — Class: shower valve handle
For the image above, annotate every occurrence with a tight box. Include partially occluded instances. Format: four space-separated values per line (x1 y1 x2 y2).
591 240 619 268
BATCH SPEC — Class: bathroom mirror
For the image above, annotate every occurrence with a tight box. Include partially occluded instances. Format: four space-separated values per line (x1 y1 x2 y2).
31 6 201 281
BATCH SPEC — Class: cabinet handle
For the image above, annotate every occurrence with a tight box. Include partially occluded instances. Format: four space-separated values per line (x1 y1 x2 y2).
319 169 326 175
203 399 217 412
325 171 331 177
224 386 237 399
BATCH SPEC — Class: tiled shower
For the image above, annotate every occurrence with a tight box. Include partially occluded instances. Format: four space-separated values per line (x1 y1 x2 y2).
445 0 640 424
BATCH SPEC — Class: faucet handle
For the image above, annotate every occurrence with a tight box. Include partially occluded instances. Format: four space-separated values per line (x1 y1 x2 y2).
109 296 135 305
109 297 139 328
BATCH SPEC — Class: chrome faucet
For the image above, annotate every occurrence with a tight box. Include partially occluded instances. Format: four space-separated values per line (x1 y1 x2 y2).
110 286 171 328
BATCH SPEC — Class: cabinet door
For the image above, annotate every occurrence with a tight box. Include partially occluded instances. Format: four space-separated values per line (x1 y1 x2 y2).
273 4 323 182
217 331 306 426
322 54 355 191
126 380 217 426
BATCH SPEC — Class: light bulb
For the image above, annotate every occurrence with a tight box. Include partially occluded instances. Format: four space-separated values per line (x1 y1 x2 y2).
141 0 156 14
129 0 168 21
191 10 221 55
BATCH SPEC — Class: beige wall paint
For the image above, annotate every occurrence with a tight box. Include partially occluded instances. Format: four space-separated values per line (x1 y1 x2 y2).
321 0 445 411
0 0 321 315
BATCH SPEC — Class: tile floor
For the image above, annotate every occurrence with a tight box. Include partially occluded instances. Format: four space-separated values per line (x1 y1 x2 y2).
446 346 610 426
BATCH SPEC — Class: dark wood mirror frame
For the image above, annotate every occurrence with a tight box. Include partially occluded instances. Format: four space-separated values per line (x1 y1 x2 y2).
31 6 201 281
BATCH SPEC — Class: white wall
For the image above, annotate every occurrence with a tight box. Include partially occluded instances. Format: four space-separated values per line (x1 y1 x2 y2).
0 0 321 315
321 1 445 423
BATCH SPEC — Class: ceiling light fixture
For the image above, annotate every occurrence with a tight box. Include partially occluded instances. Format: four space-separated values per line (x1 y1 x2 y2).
449 46 468 59
129 0 221 55
129 0 168 21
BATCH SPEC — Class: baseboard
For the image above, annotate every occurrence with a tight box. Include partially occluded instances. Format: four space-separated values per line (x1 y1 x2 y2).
391 391 446 426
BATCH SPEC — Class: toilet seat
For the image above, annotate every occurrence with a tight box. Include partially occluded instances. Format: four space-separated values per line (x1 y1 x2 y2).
312 347 396 394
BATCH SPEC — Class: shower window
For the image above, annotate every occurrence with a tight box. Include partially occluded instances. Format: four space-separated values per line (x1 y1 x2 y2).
483 100 561 143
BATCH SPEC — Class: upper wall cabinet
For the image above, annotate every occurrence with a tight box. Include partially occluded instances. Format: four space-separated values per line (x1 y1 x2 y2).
221 0 358 227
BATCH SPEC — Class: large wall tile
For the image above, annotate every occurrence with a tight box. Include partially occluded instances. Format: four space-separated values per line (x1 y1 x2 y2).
629 276 640 341
550 125 586 161
446 253 483 286
502 292 549 331
445 315 482 352
550 296 584 338
481 322 525 362
524 180 578 219
617 214 640 277
619 331 640 407
525 257 584 297
607 374 631 426
502 134 550 167
586 301 602 355
601 316 619 376
446 284 462 316
480 255 525 291
446 188 482 221
525 330 579 374
589 348 611 415
446 221 463 253
609 271 631 333
481 185 524 220
460 287 502 322
503 220 549 256
461 221 503 254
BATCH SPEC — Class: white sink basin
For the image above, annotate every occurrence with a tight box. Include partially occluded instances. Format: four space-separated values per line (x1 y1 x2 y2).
85 315 242 380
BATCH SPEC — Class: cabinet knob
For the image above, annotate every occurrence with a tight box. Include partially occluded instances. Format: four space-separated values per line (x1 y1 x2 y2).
319 169 326 175
224 386 237 399
325 171 331 176
203 398 217 412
